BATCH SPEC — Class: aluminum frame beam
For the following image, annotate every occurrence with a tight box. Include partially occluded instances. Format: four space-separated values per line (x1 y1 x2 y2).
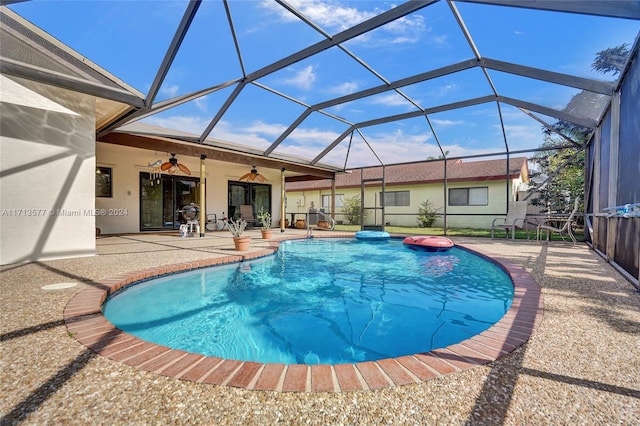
481 58 615 95
0 58 145 108
145 0 201 107
455 0 640 20
499 96 597 128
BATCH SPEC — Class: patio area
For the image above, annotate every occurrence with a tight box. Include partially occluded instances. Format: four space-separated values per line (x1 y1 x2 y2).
1 230 638 425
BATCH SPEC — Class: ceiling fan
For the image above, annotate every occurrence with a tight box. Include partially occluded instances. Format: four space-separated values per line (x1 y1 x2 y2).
239 165 267 183
161 153 191 175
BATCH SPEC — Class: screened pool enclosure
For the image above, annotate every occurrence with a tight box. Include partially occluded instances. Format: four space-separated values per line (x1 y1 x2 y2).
1 1 639 284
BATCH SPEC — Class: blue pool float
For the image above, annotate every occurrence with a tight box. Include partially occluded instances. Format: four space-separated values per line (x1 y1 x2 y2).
355 230 390 240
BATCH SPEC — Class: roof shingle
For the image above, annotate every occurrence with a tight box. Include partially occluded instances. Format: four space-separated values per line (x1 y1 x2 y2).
286 157 528 191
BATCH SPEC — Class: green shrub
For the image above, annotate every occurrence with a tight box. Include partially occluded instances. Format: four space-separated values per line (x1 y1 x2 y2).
417 200 439 227
341 196 366 225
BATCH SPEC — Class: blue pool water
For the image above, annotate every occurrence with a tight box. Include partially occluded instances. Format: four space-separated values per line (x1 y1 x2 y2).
103 238 513 365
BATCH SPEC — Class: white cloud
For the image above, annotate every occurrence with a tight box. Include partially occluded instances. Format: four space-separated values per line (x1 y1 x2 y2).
429 34 449 47
194 96 208 113
213 119 308 149
261 0 426 45
383 13 425 44
262 0 376 30
160 84 179 98
436 82 458 97
369 92 414 108
289 126 341 144
431 119 463 127
329 81 359 96
144 115 209 135
244 120 288 137
284 65 317 90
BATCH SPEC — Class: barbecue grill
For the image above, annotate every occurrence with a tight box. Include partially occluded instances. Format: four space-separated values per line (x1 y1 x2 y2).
178 203 200 237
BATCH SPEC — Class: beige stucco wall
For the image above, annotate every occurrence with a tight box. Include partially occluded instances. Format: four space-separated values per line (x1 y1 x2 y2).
96 143 285 234
1 76 96 264
286 176 524 229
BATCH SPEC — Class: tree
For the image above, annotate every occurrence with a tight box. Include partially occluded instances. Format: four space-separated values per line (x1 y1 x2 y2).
528 138 585 213
426 150 449 161
530 44 628 213
416 200 439 227
591 43 629 77
340 196 365 225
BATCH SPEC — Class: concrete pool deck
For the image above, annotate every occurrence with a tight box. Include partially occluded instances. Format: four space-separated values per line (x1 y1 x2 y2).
1 230 639 424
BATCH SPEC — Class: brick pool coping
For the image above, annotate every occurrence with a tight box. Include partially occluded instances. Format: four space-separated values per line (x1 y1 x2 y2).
64 236 543 392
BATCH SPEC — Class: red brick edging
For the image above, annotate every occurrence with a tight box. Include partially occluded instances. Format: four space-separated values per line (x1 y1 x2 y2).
64 237 543 392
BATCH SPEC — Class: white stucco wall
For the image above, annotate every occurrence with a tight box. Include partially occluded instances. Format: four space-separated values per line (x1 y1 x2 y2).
95 143 284 234
1 76 96 265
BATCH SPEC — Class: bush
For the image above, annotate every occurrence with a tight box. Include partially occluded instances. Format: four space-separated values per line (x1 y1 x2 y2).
417 200 438 227
341 196 366 225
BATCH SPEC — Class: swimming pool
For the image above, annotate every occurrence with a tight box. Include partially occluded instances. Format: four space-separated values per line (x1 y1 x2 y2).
103 238 514 365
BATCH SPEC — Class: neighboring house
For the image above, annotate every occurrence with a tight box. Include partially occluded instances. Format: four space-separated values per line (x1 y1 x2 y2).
286 157 530 229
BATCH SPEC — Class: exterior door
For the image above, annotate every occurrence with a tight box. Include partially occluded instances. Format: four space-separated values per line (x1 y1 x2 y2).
228 181 271 220
140 173 201 230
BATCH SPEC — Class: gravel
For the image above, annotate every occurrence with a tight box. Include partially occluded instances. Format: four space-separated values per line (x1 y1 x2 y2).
1 231 638 425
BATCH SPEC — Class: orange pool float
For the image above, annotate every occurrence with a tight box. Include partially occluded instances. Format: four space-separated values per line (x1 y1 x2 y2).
402 236 454 252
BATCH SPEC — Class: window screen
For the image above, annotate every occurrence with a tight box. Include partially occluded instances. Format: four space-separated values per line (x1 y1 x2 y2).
469 187 488 205
322 194 344 209
449 187 487 206
382 191 410 206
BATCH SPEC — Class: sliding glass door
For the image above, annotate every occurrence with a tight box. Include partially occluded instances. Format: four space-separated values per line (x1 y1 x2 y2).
140 173 201 230
228 181 271 220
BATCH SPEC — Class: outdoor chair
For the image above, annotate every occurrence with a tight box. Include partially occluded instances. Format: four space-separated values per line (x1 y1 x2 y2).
491 201 529 239
239 204 259 229
537 197 580 244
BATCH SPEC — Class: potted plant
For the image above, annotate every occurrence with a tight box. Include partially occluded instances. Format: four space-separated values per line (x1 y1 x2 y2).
257 208 273 239
228 218 250 250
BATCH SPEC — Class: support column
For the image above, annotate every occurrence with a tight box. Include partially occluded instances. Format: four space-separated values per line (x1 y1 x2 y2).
606 91 621 261
280 167 286 232
331 177 336 220
199 154 206 237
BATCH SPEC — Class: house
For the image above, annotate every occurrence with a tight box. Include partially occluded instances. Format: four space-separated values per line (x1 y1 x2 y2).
285 157 530 229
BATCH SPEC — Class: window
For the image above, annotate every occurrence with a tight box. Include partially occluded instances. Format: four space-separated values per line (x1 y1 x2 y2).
322 194 344 210
382 191 410 206
96 167 112 197
449 187 488 206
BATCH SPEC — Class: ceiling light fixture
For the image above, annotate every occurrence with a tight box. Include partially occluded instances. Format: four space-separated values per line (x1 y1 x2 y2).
239 165 267 182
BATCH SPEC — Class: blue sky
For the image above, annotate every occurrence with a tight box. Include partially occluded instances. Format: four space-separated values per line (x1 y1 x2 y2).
9 0 640 168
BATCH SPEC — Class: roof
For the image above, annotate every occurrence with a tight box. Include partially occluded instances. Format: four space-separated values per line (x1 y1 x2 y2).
286 156 528 191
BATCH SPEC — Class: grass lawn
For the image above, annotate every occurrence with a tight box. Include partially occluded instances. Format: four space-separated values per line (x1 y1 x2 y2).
333 224 585 242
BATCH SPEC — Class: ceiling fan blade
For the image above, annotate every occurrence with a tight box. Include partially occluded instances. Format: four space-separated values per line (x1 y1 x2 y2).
238 172 252 181
160 162 173 171
256 174 267 183
178 163 191 175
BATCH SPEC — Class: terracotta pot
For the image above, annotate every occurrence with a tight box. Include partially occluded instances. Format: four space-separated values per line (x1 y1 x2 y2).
295 219 306 229
261 229 273 239
233 236 251 251
317 220 329 229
